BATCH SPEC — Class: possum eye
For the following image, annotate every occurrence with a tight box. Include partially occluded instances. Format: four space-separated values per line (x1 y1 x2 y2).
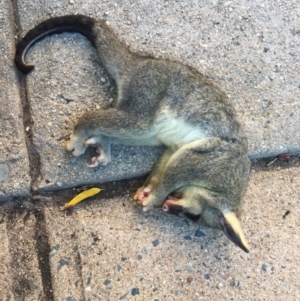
183 212 201 222
163 203 183 215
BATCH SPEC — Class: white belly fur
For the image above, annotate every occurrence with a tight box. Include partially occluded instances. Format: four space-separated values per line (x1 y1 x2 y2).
155 117 206 150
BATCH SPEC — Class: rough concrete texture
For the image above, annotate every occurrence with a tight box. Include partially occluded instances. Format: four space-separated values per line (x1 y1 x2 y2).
0 0 31 200
0 221 13 299
14 0 300 190
0 201 44 300
0 166 299 300
0 0 299 299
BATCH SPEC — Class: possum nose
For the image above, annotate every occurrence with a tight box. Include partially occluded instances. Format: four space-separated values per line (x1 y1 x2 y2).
163 204 169 212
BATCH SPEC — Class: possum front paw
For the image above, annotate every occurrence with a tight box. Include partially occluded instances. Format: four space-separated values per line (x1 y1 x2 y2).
67 135 111 167
66 135 87 157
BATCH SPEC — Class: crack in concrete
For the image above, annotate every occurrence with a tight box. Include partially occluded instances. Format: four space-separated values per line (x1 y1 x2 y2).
10 0 42 190
5 199 53 300
33 205 54 301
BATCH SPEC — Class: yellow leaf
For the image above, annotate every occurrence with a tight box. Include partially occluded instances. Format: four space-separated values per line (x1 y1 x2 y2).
60 188 102 211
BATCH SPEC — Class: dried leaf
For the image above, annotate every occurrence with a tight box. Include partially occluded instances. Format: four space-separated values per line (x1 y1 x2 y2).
60 188 101 211
266 158 277 166
277 153 289 162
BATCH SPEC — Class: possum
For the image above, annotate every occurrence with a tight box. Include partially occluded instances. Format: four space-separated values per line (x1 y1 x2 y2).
15 15 251 252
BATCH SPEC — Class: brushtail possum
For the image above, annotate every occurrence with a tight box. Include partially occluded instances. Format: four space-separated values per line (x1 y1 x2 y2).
15 15 251 252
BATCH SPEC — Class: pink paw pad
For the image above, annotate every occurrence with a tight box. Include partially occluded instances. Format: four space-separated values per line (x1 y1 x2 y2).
134 186 152 203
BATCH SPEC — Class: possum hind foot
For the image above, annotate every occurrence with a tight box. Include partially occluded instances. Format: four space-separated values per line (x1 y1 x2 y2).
87 145 111 167
133 185 153 204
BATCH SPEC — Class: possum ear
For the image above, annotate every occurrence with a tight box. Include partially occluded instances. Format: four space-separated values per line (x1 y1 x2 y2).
219 211 250 253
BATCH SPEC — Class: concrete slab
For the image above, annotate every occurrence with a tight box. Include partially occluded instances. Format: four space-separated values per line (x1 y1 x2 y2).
0 201 44 300
0 220 14 300
0 0 31 200
14 1 300 191
37 165 299 300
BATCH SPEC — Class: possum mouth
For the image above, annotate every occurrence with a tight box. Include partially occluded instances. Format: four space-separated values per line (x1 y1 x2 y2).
88 146 102 168
163 203 183 215
163 198 201 222
163 198 183 215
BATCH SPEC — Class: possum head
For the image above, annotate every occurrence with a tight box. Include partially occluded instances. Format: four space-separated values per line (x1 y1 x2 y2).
163 192 249 253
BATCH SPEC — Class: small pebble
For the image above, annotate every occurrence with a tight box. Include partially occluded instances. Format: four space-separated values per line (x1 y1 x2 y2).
185 265 193 273
57 259 69 272
141 247 147 253
194 230 206 237
131 288 139 296
152 239 160 247
0 164 9 182
263 46 270 53
230 279 240 287
51 244 60 251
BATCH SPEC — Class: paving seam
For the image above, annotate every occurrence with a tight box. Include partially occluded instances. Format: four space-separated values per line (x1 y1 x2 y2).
4 198 52 299
6 0 50 298
33 203 54 301
10 0 42 190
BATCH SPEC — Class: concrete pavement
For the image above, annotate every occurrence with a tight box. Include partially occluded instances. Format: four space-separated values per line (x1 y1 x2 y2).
0 0 299 300
1 165 300 300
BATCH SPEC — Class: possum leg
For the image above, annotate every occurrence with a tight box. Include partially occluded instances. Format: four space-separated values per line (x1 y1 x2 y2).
134 148 173 202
